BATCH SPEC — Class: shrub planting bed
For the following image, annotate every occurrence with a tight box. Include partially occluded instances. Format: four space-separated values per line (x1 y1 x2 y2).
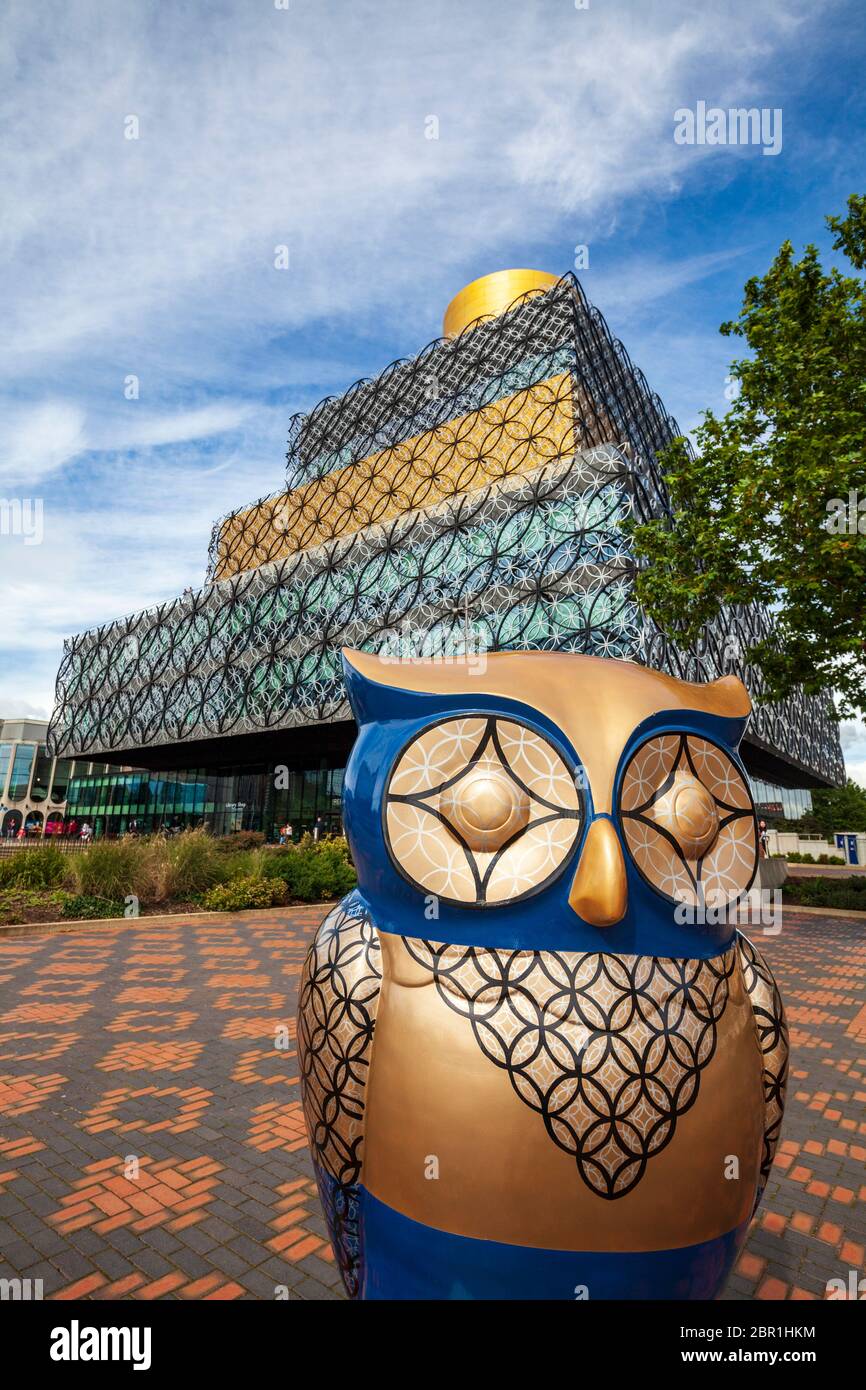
0 830 356 926
782 874 866 912
778 851 846 865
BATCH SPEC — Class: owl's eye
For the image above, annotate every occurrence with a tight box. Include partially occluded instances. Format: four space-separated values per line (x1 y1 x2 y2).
384 716 582 906
618 733 758 908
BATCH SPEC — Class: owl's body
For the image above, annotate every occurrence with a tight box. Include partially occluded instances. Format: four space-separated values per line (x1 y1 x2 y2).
298 651 788 1300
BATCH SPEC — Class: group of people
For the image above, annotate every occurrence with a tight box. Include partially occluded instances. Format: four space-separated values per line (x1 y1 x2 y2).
4 821 64 840
277 817 327 844
5 815 330 846
2 822 94 842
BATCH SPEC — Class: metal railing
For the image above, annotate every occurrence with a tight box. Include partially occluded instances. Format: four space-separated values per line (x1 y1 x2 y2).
0 837 90 857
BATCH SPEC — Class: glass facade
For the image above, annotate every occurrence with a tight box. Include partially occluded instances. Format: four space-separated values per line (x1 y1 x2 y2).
751 778 813 822
0 743 12 796
0 715 116 840
65 760 346 841
274 765 344 841
29 745 53 802
49 757 74 803
7 744 35 800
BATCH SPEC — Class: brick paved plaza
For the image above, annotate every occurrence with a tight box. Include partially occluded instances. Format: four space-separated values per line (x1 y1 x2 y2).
0 905 863 1301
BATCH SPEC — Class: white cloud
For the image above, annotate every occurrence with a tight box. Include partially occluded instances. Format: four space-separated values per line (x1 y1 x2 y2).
98 403 252 452
0 0 817 380
0 399 252 489
0 697 50 721
0 402 87 482
839 721 866 787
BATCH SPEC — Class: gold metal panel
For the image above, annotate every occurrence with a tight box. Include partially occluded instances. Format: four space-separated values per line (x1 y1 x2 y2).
443 269 563 339
213 371 577 579
363 934 764 1251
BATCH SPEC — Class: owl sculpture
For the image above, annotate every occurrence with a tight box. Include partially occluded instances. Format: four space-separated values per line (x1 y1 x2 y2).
297 650 788 1300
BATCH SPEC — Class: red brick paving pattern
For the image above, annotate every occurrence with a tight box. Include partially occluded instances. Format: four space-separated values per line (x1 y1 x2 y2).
0 906 863 1300
0 909 338 1301
723 911 866 1301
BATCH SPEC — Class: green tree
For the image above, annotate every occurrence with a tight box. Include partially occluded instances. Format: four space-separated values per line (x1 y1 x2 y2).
811 779 866 839
631 195 866 719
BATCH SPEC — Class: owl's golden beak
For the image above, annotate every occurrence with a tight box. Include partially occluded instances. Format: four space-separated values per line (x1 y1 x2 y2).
568 817 628 927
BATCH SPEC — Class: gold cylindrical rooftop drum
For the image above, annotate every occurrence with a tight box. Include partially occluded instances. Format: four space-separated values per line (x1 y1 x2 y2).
442 268 561 339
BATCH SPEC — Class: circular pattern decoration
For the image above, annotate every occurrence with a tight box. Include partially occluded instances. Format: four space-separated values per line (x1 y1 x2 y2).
384 716 583 906
404 936 735 1199
618 732 758 908
295 900 383 1298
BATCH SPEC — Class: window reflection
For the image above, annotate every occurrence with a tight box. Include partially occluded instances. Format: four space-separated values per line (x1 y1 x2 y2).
62 758 349 840
0 743 12 798
30 746 53 802
8 744 35 800
50 759 74 802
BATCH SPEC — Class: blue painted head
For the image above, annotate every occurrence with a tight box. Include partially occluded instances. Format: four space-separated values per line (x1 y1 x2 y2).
340 649 758 959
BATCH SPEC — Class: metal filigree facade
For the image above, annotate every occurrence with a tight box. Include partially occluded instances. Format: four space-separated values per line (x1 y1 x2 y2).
48 275 844 787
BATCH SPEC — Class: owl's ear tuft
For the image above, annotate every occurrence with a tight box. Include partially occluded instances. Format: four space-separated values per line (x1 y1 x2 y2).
342 648 411 726
342 647 457 726
342 649 377 727
707 673 751 718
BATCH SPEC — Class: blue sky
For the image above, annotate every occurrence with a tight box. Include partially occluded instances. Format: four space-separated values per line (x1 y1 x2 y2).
2 0 865 779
